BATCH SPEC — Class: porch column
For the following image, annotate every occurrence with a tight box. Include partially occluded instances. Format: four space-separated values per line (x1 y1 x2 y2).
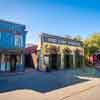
16 55 20 64
6 55 10 72
60 48 64 69
16 54 24 72
82 49 85 67
72 51 76 68
21 54 25 71
32 53 38 70
1 54 6 72
21 54 23 64
39 48 45 71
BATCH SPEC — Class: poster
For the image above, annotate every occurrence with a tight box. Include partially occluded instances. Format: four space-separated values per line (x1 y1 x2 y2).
44 56 49 65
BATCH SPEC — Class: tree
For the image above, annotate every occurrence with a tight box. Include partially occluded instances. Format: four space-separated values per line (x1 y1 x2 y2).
73 35 82 41
84 33 100 56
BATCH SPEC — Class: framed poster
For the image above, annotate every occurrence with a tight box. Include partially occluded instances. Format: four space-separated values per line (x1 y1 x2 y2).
44 55 49 65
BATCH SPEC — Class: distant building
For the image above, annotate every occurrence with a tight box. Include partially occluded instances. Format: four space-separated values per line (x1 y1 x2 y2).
0 20 27 72
93 50 100 68
24 45 38 69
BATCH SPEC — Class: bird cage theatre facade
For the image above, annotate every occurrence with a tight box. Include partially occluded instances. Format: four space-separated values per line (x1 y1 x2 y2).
38 33 84 71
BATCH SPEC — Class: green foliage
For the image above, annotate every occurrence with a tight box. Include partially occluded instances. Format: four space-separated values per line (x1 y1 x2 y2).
73 35 82 41
67 33 100 57
84 33 100 56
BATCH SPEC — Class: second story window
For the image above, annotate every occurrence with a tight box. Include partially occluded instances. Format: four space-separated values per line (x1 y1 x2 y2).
15 34 23 48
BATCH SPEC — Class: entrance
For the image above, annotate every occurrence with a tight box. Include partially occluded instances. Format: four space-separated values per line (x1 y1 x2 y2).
45 45 61 70
25 54 34 68
49 54 58 69
64 54 70 68
75 49 83 67
63 48 72 69
64 54 73 68
10 54 17 72
49 54 61 70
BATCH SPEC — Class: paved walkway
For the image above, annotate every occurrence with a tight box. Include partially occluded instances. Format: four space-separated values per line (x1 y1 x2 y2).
60 81 100 100
45 77 100 100
0 76 100 100
0 68 100 100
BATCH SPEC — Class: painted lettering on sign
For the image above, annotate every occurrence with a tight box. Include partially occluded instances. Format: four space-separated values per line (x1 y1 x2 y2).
58 39 67 44
67 41 81 46
48 38 57 43
42 33 82 47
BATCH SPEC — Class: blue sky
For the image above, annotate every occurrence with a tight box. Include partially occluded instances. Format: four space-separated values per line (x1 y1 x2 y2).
0 0 100 44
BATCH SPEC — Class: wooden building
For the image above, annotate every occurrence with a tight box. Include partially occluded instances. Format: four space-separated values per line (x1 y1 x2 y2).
38 33 84 71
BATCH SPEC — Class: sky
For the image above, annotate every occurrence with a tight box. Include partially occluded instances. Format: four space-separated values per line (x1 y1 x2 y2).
0 0 100 44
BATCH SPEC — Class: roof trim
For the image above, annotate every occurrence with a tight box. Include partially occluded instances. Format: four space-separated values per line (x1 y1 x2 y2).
0 19 25 27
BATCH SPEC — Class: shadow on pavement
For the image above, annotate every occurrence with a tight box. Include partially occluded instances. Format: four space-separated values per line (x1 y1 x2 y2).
0 70 89 93
74 68 100 78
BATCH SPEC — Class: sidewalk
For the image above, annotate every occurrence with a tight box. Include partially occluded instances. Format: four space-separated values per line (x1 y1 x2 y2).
0 68 100 100
45 77 100 100
0 90 46 100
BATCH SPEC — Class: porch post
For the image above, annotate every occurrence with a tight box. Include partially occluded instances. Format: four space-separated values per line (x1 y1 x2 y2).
21 54 23 64
72 51 76 68
60 47 64 69
6 55 10 72
32 53 38 70
1 54 6 72
16 54 24 72
21 54 25 71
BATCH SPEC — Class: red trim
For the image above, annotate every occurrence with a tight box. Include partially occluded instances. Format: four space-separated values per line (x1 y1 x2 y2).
24 45 38 54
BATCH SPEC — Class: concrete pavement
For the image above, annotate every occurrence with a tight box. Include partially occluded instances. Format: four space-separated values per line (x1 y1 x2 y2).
45 77 100 100
0 90 46 100
0 77 100 100
63 83 100 100
0 69 100 100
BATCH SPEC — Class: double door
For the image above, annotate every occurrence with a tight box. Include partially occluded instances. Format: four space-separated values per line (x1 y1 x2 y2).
64 54 73 68
49 54 61 70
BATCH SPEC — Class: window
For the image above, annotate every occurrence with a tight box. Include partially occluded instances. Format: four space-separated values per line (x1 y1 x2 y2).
15 35 23 48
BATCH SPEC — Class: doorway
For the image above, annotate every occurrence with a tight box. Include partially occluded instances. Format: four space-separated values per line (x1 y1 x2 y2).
10 54 17 72
24 54 34 68
49 54 58 69
75 49 82 68
64 54 70 68
63 48 72 69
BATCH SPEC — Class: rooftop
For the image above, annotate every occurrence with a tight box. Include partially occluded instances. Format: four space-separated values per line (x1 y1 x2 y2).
0 19 25 27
